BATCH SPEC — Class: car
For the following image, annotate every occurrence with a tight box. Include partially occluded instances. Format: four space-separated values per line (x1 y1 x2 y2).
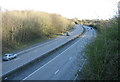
2 54 17 61
66 32 70 36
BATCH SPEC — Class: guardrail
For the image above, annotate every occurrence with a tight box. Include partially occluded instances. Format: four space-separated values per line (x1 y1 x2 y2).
2 26 85 80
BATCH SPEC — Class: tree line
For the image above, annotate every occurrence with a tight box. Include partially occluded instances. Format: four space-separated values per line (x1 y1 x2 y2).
2 10 75 54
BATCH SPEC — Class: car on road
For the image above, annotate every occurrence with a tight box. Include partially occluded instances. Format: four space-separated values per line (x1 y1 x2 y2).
66 32 70 36
2 54 17 61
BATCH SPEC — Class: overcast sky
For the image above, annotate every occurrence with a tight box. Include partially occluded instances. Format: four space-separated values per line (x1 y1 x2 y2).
0 0 119 19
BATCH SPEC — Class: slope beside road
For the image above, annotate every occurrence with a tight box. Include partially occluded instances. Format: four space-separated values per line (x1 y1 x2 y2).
4 25 97 80
21 25 97 80
2 24 84 79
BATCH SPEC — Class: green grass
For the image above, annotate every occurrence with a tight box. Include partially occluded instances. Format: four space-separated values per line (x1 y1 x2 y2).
3 37 49 54
2 26 75 55
78 18 119 80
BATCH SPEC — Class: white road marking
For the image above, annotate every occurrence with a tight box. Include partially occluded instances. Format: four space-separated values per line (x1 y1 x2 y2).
22 31 85 80
74 74 78 80
16 38 59 55
4 77 8 80
54 69 59 75
73 59 86 80
23 26 81 54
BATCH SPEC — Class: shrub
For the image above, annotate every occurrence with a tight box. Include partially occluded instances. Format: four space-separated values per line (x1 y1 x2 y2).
2 10 75 53
78 18 119 80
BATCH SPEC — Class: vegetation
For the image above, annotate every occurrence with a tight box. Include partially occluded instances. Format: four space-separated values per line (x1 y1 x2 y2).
78 17 119 80
2 10 75 54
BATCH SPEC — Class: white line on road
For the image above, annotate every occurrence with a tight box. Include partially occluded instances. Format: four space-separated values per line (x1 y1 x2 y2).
74 59 87 80
17 26 81 56
4 77 8 80
74 74 78 80
22 31 85 81
54 69 59 75
16 38 60 55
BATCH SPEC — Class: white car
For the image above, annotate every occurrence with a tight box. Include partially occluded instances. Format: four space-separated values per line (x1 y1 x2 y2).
3 54 17 61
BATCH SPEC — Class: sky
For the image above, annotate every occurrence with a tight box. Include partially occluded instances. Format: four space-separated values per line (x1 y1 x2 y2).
0 0 119 20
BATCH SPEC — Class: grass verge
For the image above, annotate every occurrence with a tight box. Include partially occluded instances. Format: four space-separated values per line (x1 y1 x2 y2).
3 37 49 54
3 27 75 55
78 18 119 80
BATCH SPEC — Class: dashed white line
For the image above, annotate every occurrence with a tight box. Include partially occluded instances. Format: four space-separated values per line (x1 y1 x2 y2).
22 32 85 80
54 69 59 75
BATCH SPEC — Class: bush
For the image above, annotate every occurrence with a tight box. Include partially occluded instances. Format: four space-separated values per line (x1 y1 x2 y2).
2 10 75 53
78 18 119 80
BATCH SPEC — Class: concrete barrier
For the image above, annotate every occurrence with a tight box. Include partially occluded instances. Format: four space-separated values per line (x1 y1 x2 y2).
2 26 85 80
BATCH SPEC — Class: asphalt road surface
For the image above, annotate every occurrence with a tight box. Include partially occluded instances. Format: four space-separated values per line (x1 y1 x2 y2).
22 25 96 80
2 24 84 79
4 25 97 80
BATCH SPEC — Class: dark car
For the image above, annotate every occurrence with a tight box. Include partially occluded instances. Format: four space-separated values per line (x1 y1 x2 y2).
66 32 70 36
3 54 17 61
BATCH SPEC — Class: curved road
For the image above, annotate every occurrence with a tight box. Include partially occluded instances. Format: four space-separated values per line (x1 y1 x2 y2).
2 24 84 79
22 25 96 80
6 25 96 80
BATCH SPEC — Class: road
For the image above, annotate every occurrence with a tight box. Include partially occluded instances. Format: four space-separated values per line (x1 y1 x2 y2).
2 24 84 79
4 25 97 80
